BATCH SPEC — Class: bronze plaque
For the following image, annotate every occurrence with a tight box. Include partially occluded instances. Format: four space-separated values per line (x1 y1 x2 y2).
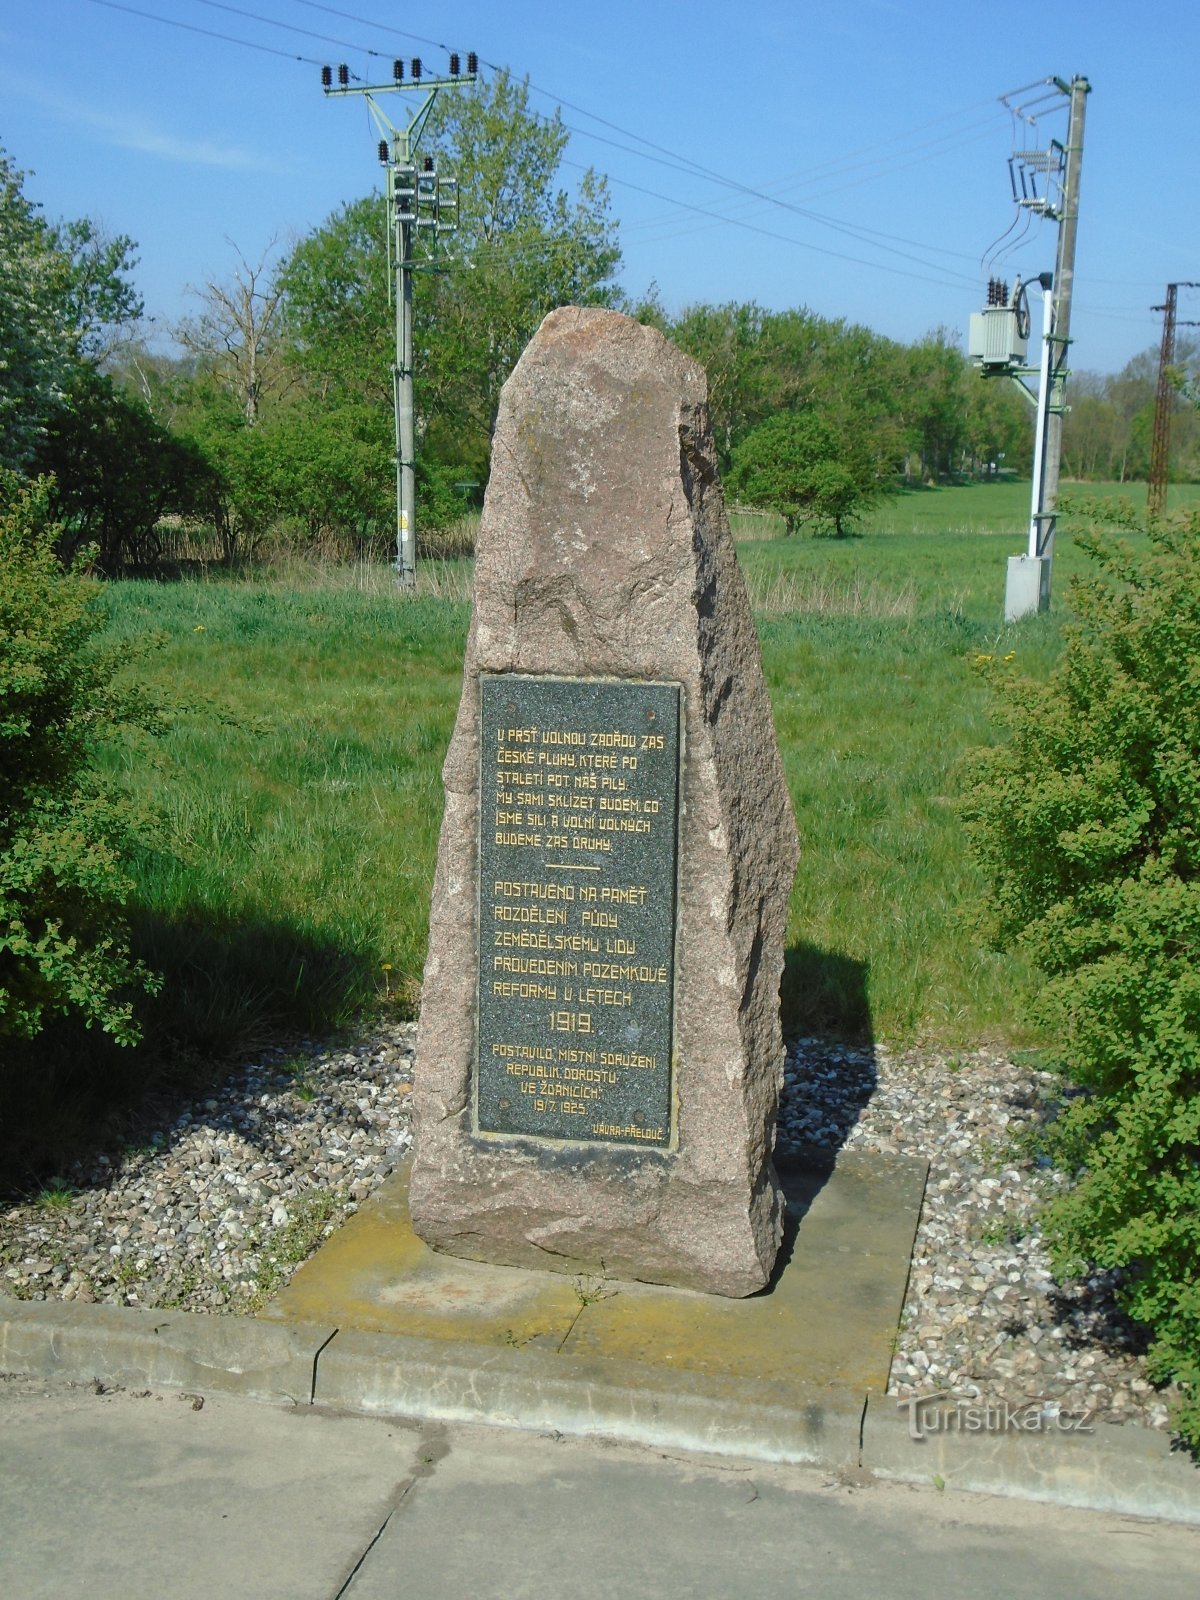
476 675 680 1146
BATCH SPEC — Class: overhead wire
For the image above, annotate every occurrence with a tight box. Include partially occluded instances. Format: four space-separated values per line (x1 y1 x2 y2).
77 0 1037 301
192 0 390 61
281 0 1007 280
555 159 971 294
84 0 324 62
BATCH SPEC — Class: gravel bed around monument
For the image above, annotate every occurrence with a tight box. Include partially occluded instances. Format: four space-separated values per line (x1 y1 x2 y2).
778 1039 1179 1433
0 1026 1177 1435
0 1027 417 1316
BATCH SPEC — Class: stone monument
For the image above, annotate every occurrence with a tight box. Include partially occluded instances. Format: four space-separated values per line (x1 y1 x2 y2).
409 306 798 1296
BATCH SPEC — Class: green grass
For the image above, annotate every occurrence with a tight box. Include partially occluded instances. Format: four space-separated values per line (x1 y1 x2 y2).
759 608 1044 1041
89 535 1057 1061
732 477 1200 543
13 489 1165 1183
736 483 1183 628
98 578 470 1052
102 525 1087 1052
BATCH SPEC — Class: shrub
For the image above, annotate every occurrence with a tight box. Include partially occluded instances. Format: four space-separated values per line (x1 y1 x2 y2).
0 472 161 1043
961 499 1200 1447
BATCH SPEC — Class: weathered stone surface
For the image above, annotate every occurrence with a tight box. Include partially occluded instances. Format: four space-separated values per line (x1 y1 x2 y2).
409 306 798 1296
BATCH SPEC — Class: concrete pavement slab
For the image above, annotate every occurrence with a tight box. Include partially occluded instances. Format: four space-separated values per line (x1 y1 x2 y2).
338 1412 1200 1600
4 1376 1200 1600
0 1375 423 1600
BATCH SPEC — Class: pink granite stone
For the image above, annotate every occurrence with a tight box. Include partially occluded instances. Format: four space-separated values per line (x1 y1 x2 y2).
409 307 798 1296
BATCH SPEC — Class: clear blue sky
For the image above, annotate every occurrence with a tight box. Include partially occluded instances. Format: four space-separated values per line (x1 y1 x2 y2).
3 0 1197 375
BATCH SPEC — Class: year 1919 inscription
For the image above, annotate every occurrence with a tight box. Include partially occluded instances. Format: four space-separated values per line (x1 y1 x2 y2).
476 675 680 1147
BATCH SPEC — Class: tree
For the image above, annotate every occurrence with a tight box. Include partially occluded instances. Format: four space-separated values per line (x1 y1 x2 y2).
668 301 770 466
33 372 218 570
277 196 391 409
176 240 288 425
0 472 161 1043
421 69 621 456
727 407 892 536
0 147 141 471
279 71 621 484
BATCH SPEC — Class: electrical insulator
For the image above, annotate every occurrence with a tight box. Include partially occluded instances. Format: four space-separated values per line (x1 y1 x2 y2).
337 63 349 86
1001 281 1009 307
321 65 332 88
411 57 422 79
449 53 460 76
467 52 478 74
393 59 404 81
378 141 389 165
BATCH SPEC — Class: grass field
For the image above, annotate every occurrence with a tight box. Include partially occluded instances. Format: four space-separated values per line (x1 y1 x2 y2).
6 480 1175 1179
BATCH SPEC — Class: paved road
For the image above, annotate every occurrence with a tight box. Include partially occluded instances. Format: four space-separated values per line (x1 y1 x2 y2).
2 1374 1197 1599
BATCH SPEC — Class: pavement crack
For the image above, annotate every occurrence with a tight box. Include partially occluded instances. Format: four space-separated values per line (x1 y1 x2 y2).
858 1390 869 1466
330 1491 407 1599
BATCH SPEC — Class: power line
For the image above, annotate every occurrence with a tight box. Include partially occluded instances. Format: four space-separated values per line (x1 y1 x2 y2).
193 0 390 59
553 115 983 284
77 1 1019 301
285 1 1006 280
291 0 449 55
557 158 971 294
84 0 324 63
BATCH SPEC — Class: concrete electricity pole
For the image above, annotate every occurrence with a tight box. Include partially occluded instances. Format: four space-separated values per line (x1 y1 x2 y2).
970 74 1090 620
322 54 477 588
1147 282 1200 517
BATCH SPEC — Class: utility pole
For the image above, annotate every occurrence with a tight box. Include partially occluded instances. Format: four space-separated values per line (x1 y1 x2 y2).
1038 75 1090 588
322 53 477 588
1147 282 1200 517
971 74 1091 621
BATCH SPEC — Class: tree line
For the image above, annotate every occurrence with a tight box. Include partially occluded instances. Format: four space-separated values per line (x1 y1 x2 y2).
2 74 1194 570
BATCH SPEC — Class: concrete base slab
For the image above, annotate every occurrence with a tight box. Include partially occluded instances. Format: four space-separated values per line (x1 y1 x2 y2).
254 1150 926 1465
264 1152 926 1397
563 1153 928 1388
259 1163 583 1350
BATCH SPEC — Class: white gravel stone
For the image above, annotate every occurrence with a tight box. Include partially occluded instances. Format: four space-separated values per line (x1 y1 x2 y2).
0 1024 1181 1440
0 1024 416 1316
778 1038 1181 1435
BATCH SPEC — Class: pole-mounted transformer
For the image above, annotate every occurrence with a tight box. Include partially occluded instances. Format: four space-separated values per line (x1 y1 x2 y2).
970 74 1090 622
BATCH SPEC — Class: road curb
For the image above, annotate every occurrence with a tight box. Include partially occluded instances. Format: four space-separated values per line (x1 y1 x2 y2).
0 1298 334 1405
861 1388 1200 1525
313 1324 865 1466
4 1295 1199 1524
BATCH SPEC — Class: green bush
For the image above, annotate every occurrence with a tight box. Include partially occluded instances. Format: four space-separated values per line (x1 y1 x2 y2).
962 499 1200 1446
0 472 161 1043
